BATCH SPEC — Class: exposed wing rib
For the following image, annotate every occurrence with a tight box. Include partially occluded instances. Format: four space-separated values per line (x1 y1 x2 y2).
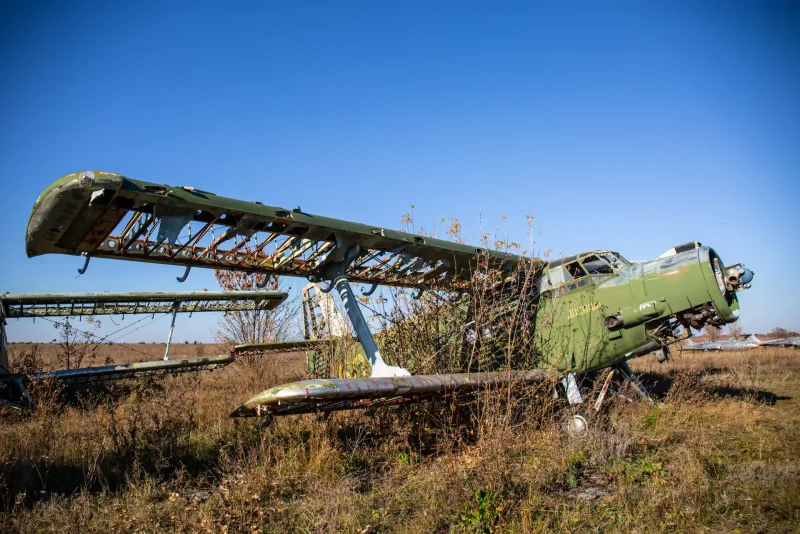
230 370 548 417
1 291 286 317
0 355 234 387
27 172 530 290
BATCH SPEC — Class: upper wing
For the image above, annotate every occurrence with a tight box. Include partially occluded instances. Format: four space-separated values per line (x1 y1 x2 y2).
26 172 527 290
1 290 286 317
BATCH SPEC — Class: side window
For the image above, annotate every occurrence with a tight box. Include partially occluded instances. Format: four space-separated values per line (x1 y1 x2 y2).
564 262 586 279
582 255 614 275
548 266 573 287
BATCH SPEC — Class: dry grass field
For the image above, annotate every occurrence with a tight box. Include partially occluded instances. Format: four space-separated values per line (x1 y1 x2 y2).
0 342 798 533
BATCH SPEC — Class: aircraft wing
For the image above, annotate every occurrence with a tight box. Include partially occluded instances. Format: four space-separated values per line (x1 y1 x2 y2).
37 354 234 384
1 291 286 318
0 354 234 393
761 337 800 348
683 340 722 351
230 370 548 418
233 339 341 356
26 172 528 290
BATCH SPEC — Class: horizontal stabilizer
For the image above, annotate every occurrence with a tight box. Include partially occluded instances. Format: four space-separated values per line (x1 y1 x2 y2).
231 370 548 418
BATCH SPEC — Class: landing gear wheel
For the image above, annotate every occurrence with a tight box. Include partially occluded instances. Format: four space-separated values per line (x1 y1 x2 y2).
563 413 589 437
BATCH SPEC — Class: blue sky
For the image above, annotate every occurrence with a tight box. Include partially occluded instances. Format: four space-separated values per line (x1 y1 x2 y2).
1 1 798 343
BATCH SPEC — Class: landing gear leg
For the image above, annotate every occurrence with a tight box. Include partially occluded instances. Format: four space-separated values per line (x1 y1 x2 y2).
318 244 410 378
561 373 588 437
616 361 654 406
562 373 583 405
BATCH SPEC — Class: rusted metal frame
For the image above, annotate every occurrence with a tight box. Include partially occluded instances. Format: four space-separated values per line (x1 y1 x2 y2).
387 256 429 283
376 254 413 283
421 261 449 282
213 248 254 267
267 236 299 266
191 220 231 259
361 252 402 280
347 271 426 289
204 215 249 253
274 238 316 270
255 235 297 269
227 234 253 255
172 217 219 259
350 249 385 272
593 369 616 412
142 218 164 255
142 216 163 247
407 261 440 286
118 212 144 245
121 213 154 251
235 231 279 266
300 241 335 270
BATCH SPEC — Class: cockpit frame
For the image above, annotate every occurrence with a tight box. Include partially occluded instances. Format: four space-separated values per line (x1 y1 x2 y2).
539 250 628 294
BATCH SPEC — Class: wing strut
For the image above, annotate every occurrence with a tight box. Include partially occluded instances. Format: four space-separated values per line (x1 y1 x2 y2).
315 244 410 378
163 303 179 360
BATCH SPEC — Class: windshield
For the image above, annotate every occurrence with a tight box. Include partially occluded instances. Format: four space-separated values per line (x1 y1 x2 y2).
548 266 573 286
606 252 629 266
582 255 614 275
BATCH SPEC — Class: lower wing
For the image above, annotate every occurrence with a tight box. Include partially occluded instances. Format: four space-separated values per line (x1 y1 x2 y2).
34 354 234 385
231 370 548 418
233 339 341 356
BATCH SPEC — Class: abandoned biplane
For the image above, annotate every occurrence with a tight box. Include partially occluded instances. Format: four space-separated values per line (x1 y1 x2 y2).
25 171 754 429
0 290 285 409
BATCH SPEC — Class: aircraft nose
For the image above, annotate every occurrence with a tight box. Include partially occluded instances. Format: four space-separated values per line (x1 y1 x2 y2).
727 265 754 290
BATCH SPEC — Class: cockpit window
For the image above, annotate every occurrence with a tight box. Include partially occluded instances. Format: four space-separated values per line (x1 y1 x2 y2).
607 252 629 266
564 262 586 279
548 266 573 287
581 255 614 275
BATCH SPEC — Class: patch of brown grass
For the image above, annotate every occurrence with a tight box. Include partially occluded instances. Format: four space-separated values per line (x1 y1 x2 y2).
0 345 798 532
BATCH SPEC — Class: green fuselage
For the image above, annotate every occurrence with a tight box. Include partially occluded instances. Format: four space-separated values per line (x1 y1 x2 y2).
313 245 742 378
532 246 739 373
